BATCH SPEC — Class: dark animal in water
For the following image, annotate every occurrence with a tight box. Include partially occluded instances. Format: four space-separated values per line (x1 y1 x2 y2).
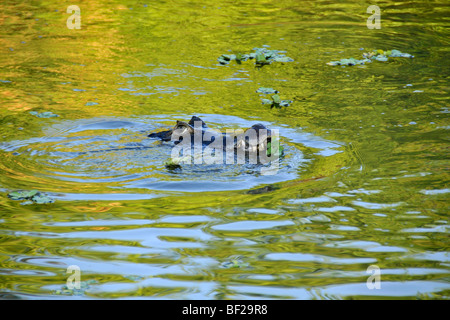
148 116 273 155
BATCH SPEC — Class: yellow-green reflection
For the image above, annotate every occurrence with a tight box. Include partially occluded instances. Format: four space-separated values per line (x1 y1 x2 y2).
0 0 448 299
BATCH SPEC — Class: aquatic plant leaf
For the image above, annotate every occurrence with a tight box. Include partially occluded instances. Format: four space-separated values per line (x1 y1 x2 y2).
266 140 284 157
218 57 229 65
54 280 99 296
164 156 190 169
8 190 39 200
220 54 233 61
257 87 278 94
235 53 243 64
218 48 293 66
31 194 55 204
271 94 281 104
261 99 272 105
375 55 388 62
164 159 181 169
280 100 292 107
273 56 294 62
389 49 414 58
255 52 267 63
328 49 414 67
8 190 55 204
30 111 59 118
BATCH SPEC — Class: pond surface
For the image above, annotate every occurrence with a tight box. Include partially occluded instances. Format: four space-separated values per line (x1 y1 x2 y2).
0 0 448 299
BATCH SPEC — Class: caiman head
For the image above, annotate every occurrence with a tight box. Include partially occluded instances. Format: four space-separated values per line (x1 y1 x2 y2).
148 116 207 142
234 123 272 153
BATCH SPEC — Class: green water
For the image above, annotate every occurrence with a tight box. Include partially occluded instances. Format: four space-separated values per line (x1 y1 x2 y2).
0 0 448 299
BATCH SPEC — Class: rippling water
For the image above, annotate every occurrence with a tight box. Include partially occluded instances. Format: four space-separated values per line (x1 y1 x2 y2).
0 0 448 299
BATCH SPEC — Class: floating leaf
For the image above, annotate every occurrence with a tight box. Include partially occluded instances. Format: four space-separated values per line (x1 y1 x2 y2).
235 53 242 64
271 94 281 104
328 48 414 67
389 49 414 58
272 56 294 63
375 55 388 62
164 156 190 170
266 139 284 157
218 47 294 67
255 51 268 65
257 87 278 94
54 280 99 296
29 111 58 118
218 57 229 65
32 194 55 204
262 94 291 109
280 100 292 107
8 190 55 204
164 159 181 170
221 54 233 61
8 190 39 200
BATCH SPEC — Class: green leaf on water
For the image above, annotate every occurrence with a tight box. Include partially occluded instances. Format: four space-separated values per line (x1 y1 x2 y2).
29 111 59 118
32 194 55 204
255 51 267 63
375 55 388 62
280 100 292 107
257 87 278 94
235 52 242 64
8 190 55 204
8 190 39 200
164 159 181 170
164 156 190 170
220 54 232 61
388 49 414 58
272 56 294 63
271 94 281 104
218 48 293 67
218 57 228 65
266 139 284 157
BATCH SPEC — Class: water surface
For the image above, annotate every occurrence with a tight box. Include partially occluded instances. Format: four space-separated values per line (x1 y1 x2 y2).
0 0 448 299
